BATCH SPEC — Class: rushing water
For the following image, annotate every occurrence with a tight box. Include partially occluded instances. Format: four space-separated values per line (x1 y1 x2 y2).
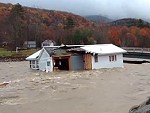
0 61 150 113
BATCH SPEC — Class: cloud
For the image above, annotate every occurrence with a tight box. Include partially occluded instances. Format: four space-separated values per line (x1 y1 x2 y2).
0 0 150 20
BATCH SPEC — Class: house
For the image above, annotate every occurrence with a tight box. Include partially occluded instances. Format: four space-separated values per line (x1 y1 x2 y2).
41 40 56 47
23 41 36 48
26 44 126 72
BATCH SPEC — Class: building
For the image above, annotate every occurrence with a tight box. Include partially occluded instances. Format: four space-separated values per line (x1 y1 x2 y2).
23 41 36 48
41 40 56 47
26 44 126 72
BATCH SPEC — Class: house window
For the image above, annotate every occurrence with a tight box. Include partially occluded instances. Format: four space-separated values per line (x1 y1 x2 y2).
47 61 50 66
36 61 39 68
94 54 98 62
109 55 117 62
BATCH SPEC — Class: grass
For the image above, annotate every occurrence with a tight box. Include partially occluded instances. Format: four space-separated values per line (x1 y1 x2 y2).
0 48 39 57
0 48 15 57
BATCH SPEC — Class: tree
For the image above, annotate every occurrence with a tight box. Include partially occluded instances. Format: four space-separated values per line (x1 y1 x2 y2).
72 29 93 44
137 19 144 28
10 3 24 17
65 16 75 29
107 27 121 46
8 3 25 49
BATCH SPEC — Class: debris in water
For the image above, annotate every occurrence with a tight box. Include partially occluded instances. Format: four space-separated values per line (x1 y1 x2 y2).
0 82 9 88
129 97 150 113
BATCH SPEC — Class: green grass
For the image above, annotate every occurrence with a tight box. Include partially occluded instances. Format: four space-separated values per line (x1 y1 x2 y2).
0 48 15 57
0 48 39 57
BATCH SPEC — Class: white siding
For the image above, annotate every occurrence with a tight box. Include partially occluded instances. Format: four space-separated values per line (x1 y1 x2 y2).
39 50 53 72
92 54 124 69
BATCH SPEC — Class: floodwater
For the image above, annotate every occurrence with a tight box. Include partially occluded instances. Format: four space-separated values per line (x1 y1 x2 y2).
0 61 150 113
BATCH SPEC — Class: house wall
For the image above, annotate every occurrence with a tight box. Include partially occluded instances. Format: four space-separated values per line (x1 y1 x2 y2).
70 55 84 70
28 44 36 48
92 53 124 69
39 50 53 72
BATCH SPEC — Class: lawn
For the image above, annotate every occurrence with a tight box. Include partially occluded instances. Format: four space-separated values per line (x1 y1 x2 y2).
0 48 39 57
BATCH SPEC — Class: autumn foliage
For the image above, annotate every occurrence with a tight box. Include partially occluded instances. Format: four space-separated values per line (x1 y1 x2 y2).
0 3 150 49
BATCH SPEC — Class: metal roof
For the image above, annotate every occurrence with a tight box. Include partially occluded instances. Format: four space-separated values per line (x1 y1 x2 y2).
80 44 127 55
26 49 42 60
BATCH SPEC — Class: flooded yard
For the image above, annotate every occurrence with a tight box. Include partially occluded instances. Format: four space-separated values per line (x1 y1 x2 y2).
0 61 150 113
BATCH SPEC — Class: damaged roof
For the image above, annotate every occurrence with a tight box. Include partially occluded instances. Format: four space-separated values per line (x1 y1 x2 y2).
26 44 126 60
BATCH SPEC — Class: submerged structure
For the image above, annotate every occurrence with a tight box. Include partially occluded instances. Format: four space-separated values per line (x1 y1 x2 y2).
26 44 126 72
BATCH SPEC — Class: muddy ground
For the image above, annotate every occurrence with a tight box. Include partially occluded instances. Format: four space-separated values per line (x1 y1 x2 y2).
0 61 150 113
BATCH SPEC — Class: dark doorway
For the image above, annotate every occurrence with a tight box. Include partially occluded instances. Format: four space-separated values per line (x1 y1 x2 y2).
54 59 69 70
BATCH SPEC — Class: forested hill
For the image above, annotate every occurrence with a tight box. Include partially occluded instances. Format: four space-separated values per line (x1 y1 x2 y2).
0 3 94 49
111 18 150 28
0 3 150 49
85 15 113 23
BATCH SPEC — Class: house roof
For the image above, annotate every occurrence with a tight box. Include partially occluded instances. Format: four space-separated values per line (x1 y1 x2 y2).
44 46 59 56
26 49 42 60
24 41 36 45
80 44 127 55
42 40 53 43
26 44 126 61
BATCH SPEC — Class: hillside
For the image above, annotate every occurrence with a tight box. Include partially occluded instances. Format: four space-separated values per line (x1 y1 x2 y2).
0 3 150 49
0 3 95 49
0 3 93 27
111 18 150 27
85 15 113 23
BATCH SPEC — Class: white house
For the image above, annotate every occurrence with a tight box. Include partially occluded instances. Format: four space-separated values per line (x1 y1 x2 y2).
80 44 127 69
24 41 36 48
26 44 126 72
26 46 59 72
41 40 56 47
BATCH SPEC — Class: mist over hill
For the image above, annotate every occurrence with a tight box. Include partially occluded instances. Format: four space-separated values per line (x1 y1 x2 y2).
85 15 113 23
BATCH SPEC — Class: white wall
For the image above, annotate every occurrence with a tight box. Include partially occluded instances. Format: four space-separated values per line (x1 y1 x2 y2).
92 54 124 69
39 50 53 72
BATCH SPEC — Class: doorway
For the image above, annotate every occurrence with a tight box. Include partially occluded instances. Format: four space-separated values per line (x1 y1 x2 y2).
53 55 71 71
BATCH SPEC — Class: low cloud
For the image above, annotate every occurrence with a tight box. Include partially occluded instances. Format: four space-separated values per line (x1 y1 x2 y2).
0 0 150 20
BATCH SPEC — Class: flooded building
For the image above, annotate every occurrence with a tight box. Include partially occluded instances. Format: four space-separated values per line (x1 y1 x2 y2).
26 44 126 72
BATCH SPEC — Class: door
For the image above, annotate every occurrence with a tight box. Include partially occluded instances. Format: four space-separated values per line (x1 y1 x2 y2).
83 54 92 70
46 60 51 72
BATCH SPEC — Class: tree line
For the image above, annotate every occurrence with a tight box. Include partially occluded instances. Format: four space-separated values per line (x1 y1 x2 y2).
0 3 150 50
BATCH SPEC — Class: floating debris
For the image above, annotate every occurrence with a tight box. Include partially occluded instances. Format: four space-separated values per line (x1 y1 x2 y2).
0 82 9 88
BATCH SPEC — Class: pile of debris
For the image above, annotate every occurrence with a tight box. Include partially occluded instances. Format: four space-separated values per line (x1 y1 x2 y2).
129 98 150 113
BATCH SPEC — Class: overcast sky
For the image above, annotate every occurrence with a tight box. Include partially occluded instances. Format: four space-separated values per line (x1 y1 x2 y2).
0 0 150 20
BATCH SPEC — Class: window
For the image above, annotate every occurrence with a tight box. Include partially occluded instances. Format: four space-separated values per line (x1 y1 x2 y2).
36 61 39 68
94 54 98 62
47 61 50 66
109 55 117 62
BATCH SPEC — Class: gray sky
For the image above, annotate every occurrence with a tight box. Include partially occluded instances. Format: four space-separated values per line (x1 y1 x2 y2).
0 0 150 20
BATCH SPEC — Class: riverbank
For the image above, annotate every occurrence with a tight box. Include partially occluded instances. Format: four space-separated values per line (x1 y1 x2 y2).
0 62 150 113
0 56 26 62
0 48 39 62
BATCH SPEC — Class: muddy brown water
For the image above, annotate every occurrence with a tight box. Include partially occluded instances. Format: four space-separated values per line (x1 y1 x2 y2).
0 61 150 113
